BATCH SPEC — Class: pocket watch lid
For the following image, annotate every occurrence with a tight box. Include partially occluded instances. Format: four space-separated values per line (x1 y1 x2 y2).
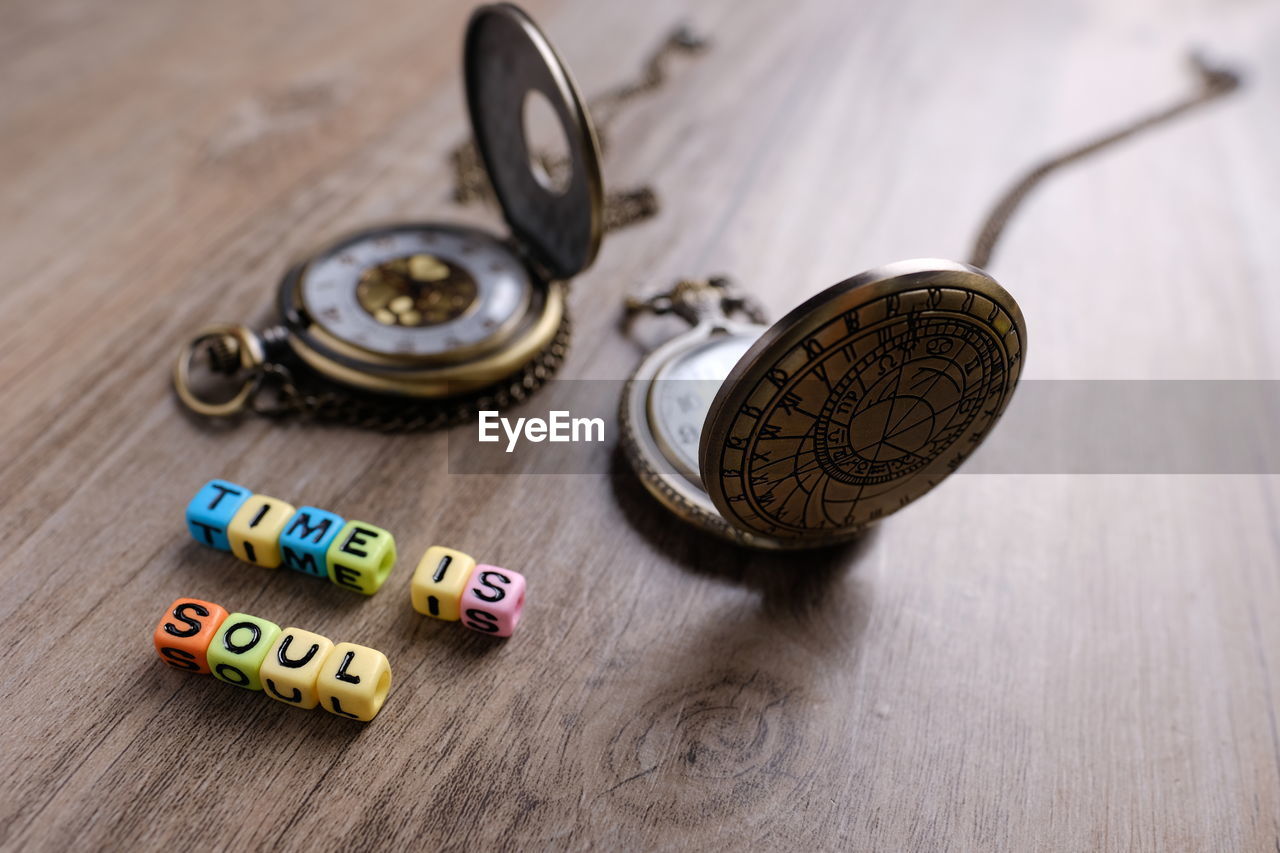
464 4 604 281
699 259 1026 544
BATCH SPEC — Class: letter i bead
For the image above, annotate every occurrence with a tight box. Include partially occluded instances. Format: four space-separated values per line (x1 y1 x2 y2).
459 565 527 638
228 495 297 568
153 597 229 673
259 628 335 710
207 613 282 691
409 547 528 639
186 480 252 552
410 546 477 621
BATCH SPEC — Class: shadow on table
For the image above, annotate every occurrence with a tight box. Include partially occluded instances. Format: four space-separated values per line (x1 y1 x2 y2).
607 444 875 622
598 447 875 822
136 654 373 753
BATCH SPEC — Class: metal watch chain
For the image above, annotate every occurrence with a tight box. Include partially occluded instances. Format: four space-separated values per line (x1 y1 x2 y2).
192 50 1239 431
629 53 1241 326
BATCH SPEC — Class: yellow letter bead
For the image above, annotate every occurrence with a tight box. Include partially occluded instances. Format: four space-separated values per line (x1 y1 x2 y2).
227 494 296 568
325 521 396 595
207 613 282 691
259 627 335 710
410 546 477 621
316 642 392 722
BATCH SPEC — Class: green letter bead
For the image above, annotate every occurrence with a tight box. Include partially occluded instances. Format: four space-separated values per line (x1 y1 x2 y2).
325 521 397 595
207 613 282 691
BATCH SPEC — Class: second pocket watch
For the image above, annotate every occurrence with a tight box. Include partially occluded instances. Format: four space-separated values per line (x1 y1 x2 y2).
621 265 1024 550
174 3 603 429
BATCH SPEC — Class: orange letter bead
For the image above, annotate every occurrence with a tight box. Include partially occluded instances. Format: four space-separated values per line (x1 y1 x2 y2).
259 627 335 711
316 642 392 722
153 598 229 674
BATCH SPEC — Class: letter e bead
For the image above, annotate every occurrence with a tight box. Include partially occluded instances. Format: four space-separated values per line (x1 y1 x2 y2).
325 521 396 595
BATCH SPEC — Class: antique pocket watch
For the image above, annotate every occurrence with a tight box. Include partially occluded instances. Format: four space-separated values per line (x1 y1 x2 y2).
621 264 1024 550
174 4 604 429
620 55 1239 549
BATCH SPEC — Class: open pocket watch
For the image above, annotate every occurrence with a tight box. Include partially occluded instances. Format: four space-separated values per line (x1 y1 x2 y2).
174 4 604 430
621 265 1024 549
619 53 1240 549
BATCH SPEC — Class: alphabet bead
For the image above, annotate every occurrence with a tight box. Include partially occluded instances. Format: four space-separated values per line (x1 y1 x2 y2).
316 642 392 722
186 480 252 552
459 565 527 638
278 507 345 578
154 599 391 722
186 481 400 595
153 597 229 674
326 521 396 595
228 495 297 568
259 627 335 710
410 546 477 621
207 613 282 691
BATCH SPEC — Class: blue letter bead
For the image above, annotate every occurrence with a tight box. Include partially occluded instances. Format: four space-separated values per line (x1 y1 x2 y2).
278 507 346 578
186 480 253 552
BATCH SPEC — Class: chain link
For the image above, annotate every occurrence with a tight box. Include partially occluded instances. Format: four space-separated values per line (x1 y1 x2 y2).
250 313 571 431
969 52 1240 268
625 276 769 326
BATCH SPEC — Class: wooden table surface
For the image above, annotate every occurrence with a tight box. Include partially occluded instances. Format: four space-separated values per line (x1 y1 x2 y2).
3 0 1278 849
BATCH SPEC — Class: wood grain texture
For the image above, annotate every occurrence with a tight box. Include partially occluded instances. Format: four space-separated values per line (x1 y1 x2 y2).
2 0 1279 849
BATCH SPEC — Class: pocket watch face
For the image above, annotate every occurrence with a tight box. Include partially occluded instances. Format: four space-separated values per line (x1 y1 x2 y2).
648 332 759 483
297 225 532 360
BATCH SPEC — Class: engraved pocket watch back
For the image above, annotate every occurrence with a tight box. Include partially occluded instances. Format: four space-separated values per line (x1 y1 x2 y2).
702 261 1022 545
174 3 603 427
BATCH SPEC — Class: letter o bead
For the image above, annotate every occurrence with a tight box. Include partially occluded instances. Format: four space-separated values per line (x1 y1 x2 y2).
207 613 282 691
153 598 229 674
317 643 392 722
259 628 335 710
326 521 396 595
459 566 527 638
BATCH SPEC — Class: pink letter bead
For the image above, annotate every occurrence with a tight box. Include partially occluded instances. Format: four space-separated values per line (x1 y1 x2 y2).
458 565 526 638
